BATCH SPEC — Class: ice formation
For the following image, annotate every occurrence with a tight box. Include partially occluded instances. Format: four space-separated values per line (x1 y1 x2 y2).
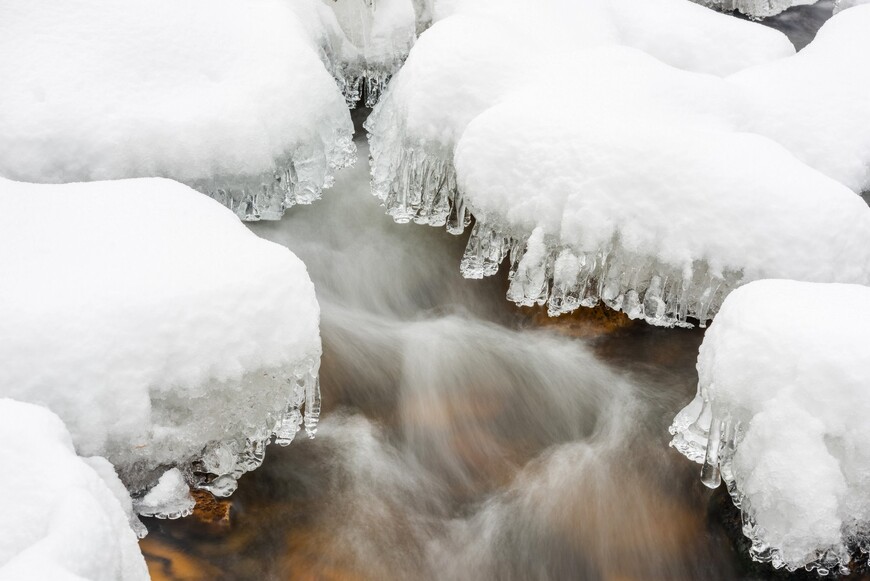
691 0 818 19
669 280 870 575
367 0 870 326
0 0 355 221
311 0 421 107
0 177 322 515
0 399 149 581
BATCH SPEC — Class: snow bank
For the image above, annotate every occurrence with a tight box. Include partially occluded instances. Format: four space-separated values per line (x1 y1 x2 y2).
0 0 355 221
0 399 149 581
670 280 870 575
368 0 870 326
691 0 818 19
0 177 322 513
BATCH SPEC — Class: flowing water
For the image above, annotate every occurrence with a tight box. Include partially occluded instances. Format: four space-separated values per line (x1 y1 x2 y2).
139 7 868 580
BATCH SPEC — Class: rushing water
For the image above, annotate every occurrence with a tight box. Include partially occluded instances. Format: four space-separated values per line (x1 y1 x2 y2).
140 8 866 580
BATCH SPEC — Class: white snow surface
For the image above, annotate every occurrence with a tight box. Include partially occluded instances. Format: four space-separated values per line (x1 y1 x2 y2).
368 0 870 325
0 399 149 581
0 0 354 220
0 177 321 503
670 280 870 574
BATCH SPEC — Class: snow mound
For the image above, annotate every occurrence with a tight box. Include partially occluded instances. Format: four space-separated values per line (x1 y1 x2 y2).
367 0 870 326
691 0 818 19
0 0 355 221
670 280 870 575
0 177 322 514
0 399 149 581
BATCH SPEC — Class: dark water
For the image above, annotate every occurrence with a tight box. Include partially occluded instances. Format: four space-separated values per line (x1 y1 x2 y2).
140 11 864 581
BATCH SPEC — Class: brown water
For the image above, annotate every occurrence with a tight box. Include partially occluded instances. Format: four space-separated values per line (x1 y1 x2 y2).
139 9 867 580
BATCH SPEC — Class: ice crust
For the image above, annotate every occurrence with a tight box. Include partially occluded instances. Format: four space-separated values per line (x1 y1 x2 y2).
0 399 149 581
669 280 870 574
692 0 818 19
0 0 355 221
0 177 322 514
367 0 870 326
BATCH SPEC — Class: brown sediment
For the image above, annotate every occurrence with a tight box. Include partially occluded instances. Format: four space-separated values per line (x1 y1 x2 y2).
189 489 232 534
521 302 636 338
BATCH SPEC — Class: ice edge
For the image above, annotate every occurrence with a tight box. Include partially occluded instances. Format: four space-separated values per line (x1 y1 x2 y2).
367 131 739 328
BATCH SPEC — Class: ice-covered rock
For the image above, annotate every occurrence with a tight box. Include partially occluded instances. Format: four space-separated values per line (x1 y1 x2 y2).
0 0 355 221
0 177 322 513
691 0 818 19
367 0 870 326
0 399 149 581
669 280 870 575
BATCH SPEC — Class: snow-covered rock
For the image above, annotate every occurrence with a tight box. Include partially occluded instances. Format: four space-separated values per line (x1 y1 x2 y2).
0 0 355 221
367 0 870 326
670 280 870 575
0 399 149 581
0 177 322 512
692 0 818 19
732 4 870 194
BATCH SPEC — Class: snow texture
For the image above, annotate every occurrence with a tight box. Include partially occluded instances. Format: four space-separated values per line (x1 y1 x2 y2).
0 0 355 221
0 399 149 581
0 177 322 513
367 0 870 327
670 280 870 575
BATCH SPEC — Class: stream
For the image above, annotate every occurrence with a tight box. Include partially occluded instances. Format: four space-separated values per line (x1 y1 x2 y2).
139 5 866 580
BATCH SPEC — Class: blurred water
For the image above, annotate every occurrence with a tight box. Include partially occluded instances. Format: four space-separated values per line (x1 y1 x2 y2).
139 12 855 581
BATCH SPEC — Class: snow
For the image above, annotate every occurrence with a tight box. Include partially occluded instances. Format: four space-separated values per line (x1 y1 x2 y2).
0 0 355 221
670 280 870 575
0 177 322 512
0 399 149 581
368 0 870 326
731 4 870 193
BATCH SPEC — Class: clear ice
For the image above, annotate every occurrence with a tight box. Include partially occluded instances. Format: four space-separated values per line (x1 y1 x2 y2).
129 363 321 517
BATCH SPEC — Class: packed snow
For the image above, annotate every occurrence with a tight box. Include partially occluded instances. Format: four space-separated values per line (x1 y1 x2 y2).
670 280 870 575
367 0 870 326
0 399 149 581
0 0 355 221
0 177 322 513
